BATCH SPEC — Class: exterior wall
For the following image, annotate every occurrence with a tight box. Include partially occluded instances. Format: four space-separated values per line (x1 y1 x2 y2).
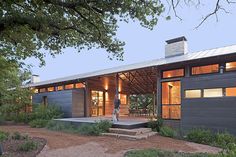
181 72 236 135
33 89 85 118
72 89 85 117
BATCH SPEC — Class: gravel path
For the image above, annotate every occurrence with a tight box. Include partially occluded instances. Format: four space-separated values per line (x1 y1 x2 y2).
0 125 221 157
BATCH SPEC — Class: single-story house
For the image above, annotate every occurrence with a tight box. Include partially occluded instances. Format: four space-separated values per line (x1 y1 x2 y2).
29 36 236 134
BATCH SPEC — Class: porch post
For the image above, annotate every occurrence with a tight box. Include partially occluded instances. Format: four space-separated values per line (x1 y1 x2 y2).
115 73 119 96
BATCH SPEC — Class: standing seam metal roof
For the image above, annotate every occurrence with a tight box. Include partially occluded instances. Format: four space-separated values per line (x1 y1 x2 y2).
29 44 236 87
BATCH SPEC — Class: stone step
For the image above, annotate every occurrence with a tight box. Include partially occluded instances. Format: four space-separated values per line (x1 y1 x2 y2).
109 128 152 136
102 131 157 140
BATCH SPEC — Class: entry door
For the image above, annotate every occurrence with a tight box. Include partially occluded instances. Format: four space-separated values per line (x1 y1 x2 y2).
161 81 181 119
91 91 104 116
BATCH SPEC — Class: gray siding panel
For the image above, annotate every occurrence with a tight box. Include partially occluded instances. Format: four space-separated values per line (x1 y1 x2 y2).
181 72 236 135
33 90 73 118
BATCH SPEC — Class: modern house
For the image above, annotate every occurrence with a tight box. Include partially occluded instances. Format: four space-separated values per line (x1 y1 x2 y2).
29 36 236 134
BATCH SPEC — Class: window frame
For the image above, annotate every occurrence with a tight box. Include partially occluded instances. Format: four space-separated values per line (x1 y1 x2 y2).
190 63 220 76
184 89 202 99
225 61 236 72
161 68 185 79
161 80 181 120
203 88 223 98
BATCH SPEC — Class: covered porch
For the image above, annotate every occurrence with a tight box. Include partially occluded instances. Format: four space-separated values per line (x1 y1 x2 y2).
83 66 159 118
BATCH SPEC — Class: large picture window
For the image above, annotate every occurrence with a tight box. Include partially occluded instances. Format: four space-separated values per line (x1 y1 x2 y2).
161 81 181 119
162 69 184 79
192 64 219 75
226 61 236 71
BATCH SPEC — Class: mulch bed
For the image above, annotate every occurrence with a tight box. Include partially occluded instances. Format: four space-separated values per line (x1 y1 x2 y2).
1 137 46 157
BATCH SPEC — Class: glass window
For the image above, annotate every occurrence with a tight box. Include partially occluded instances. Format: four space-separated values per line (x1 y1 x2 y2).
192 64 219 75
203 88 223 98
47 87 54 92
226 61 236 71
185 90 201 98
57 85 63 91
33 89 39 93
39 88 46 93
226 87 236 97
162 81 181 104
162 69 184 78
162 81 181 119
162 105 181 119
119 94 127 104
65 84 74 89
75 83 84 88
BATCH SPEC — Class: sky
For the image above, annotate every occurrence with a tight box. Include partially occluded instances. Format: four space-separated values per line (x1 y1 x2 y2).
27 1 236 81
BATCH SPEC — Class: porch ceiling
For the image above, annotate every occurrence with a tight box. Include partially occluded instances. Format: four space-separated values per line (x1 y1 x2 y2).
86 66 159 94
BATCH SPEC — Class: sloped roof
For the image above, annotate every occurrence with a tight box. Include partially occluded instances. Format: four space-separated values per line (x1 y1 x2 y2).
29 44 236 87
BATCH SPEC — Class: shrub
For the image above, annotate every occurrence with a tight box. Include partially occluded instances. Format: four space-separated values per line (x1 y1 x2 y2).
29 119 49 128
159 126 176 138
0 131 9 142
96 120 112 133
12 131 22 140
0 114 5 125
13 112 31 123
186 129 215 145
214 132 236 148
78 124 101 136
31 104 63 121
148 116 163 132
18 140 38 152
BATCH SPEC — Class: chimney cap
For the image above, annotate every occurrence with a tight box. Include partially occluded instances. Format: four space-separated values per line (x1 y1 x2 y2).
166 36 187 44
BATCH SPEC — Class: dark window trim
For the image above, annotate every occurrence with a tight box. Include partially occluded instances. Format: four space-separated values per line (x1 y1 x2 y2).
161 80 181 120
184 89 202 99
161 68 185 79
190 63 220 76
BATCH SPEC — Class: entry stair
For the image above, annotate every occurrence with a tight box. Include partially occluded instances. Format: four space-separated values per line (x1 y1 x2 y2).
102 128 157 140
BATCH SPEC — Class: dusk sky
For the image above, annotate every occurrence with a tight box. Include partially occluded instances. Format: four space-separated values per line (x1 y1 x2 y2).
27 2 236 81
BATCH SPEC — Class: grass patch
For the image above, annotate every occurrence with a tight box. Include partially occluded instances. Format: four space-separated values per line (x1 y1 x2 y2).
125 149 214 157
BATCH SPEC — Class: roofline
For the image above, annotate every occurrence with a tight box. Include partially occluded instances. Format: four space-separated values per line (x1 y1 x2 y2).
27 44 236 87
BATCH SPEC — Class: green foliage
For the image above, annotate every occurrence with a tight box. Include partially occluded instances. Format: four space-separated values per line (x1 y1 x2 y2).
186 129 214 145
129 94 155 111
0 114 4 125
77 124 101 136
159 126 176 138
18 140 38 152
186 129 236 149
125 149 214 157
0 131 9 142
96 120 112 133
148 116 163 132
30 104 63 121
0 1 165 66
12 132 22 140
29 119 49 128
46 120 111 136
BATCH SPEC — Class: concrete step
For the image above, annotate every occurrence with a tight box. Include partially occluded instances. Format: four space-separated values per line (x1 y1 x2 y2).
102 131 157 140
109 128 152 136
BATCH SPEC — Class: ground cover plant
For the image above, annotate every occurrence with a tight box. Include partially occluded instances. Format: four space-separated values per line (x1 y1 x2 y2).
0 130 46 157
46 120 112 136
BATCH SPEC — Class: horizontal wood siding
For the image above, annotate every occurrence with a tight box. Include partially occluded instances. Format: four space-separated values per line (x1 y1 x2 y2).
33 90 73 118
181 72 236 135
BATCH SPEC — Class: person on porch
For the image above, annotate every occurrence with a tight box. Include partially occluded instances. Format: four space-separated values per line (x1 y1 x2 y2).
113 94 121 122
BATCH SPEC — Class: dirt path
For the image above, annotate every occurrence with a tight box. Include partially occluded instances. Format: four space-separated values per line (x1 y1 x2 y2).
0 125 221 157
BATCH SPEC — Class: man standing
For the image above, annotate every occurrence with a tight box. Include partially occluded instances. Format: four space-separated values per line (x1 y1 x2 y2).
113 94 121 122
